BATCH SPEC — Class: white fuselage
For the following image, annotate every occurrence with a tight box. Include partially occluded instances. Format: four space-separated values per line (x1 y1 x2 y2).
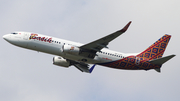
3 32 138 64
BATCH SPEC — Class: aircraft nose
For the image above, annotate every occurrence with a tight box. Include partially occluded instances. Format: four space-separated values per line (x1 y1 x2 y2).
3 34 9 41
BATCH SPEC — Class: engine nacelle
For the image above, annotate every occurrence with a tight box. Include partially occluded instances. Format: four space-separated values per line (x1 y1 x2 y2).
53 56 70 67
63 45 80 55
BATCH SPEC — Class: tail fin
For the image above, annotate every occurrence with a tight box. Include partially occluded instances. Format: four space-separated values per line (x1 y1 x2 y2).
136 34 171 60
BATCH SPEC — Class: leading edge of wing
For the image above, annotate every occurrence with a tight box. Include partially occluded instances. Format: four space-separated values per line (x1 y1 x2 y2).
80 21 132 52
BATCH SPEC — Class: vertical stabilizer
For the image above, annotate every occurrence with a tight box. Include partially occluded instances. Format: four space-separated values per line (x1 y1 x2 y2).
136 34 171 60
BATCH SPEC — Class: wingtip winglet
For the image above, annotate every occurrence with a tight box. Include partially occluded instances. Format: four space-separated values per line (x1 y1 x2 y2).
89 64 96 73
121 21 132 32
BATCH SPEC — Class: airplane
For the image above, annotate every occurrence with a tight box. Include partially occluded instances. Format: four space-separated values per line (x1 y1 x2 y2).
3 21 176 73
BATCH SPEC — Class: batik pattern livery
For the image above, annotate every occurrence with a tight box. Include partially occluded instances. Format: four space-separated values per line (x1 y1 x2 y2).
99 56 160 70
99 34 171 70
136 34 171 60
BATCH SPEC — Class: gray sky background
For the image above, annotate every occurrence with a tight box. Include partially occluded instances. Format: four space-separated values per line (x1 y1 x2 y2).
1 0 180 101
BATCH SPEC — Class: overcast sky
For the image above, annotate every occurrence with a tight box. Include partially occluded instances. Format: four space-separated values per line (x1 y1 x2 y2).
1 0 180 101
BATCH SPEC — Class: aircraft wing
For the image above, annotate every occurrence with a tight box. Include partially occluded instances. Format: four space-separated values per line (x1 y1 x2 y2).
74 64 95 73
68 59 95 73
80 21 131 52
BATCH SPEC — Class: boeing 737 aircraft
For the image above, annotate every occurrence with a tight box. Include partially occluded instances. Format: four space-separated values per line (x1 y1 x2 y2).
3 21 175 73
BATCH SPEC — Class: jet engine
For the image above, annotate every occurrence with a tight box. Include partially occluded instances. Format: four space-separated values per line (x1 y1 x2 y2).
63 45 80 55
53 56 70 67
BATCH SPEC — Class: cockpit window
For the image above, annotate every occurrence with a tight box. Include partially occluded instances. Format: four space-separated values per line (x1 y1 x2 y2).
11 33 18 34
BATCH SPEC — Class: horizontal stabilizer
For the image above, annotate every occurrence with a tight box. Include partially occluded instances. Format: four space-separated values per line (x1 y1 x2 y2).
150 54 176 66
